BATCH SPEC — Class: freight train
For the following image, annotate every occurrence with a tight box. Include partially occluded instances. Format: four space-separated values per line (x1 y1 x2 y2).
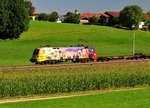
30 45 150 64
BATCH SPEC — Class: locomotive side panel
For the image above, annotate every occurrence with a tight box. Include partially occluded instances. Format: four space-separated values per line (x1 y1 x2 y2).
30 47 62 64
30 46 92 64
60 47 89 60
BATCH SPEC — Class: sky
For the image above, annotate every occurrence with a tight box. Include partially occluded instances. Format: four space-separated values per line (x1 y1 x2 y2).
32 0 150 15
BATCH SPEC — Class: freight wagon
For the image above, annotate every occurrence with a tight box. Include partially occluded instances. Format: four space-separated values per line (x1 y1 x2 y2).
99 54 150 61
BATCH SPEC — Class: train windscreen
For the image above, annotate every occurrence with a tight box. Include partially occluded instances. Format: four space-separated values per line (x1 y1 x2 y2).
88 47 95 53
33 49 39 55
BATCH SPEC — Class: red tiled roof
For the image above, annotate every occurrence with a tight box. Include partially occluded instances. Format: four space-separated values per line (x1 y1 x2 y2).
80 13 101 19
100 13 109 18
32 10 39 15
105 12 120 17
144 13 150 19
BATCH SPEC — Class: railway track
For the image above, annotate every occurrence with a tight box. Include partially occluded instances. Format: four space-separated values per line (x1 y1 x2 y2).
0 59 150 70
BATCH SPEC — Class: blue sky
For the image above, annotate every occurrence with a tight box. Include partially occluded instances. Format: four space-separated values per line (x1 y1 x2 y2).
32 0 150 15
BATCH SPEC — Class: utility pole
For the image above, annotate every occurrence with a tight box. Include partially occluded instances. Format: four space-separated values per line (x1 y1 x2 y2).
132 29 135 55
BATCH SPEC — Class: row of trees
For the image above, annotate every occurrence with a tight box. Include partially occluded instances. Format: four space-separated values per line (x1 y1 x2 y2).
37 12 59 22
95 5 150 30
36 12 80 23
0 2 150 40
91 5 150 30
37 5 150 30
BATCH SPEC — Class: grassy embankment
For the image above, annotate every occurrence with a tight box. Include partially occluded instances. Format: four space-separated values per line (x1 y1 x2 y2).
0 21 150 66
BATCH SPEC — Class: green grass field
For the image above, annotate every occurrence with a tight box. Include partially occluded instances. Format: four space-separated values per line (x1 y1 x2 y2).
0 21 150 66
1 87 150 108
1 21 150 107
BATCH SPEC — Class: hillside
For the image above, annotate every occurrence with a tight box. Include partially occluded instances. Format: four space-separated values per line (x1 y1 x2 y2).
0 21 150 66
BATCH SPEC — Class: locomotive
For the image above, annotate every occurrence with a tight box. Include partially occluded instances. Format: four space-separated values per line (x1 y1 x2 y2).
30 46 99 64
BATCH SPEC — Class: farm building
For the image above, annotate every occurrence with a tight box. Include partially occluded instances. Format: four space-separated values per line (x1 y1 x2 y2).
80 13 101 24
31 10 39 20
103 11 120 25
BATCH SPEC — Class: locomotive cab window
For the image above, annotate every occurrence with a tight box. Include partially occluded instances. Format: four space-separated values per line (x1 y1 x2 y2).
89 48 95 53
33 49 39 55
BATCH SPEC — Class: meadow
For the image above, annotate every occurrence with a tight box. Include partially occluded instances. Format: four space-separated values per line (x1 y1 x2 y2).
1 21 150 107
0 21 150 66
1 87 150 108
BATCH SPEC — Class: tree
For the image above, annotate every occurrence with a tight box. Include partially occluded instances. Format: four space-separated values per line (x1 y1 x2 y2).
64 12 80 24
24 0 35 16
0 0 30 39
48 12 59 22
90 16 100 24
37 13 48 21
112 17 120 25
145 20 150 31
119 5 143 29
148 20 150 30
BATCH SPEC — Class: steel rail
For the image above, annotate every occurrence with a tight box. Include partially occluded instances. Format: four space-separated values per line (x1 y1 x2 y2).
0 59 150 70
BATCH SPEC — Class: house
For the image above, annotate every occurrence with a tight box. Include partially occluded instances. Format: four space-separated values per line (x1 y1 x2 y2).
102 11 150 29
131 13 150 29
103 11 120 25
139 13 150 29
31 10 39 20
56 18 62 23
80 13 101 24
99 13 109 25
104 11 120 17
144 14 150 20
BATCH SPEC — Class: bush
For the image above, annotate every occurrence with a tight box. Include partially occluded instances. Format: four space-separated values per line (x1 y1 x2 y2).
48 12 59 22
64 12 79 24
37 13 48 21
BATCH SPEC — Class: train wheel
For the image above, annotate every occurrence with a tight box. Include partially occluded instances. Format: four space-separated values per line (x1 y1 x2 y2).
40 61 45 65
86 59 89 62
96 59 99 62
72 59 76 63
106 58 110 61
49 61 53 64
101 59 104 62
72 58 76 63
82 59 86 63
35 61 39 64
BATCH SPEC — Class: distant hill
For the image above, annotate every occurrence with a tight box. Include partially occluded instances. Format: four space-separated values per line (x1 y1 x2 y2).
0 21 150 66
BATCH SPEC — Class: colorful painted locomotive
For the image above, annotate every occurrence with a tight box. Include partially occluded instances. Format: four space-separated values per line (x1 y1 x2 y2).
30 46 99 64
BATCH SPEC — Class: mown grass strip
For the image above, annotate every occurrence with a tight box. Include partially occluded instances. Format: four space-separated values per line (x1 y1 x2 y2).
1 87 150 108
